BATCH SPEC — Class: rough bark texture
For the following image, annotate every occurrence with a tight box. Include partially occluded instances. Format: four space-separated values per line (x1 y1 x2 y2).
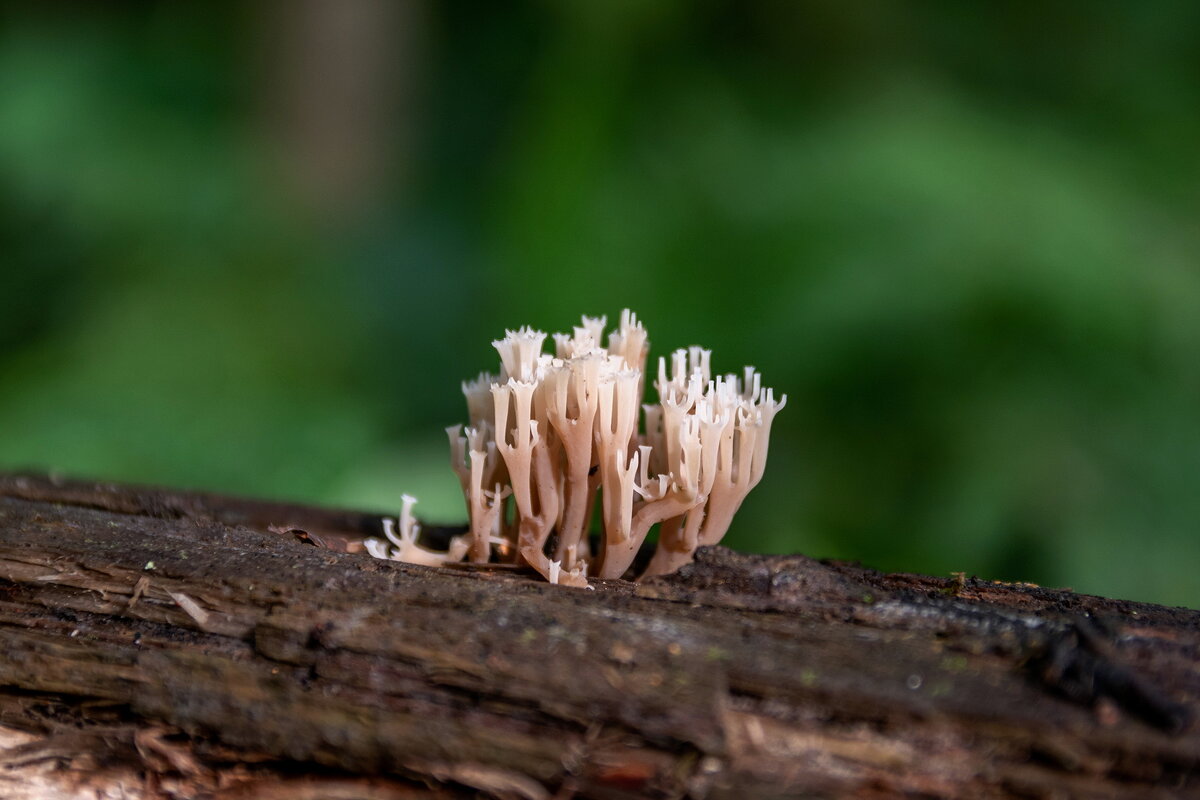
0 472 1195 799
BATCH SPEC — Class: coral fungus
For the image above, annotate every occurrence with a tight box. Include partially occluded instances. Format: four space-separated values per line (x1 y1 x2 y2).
367 310 785 586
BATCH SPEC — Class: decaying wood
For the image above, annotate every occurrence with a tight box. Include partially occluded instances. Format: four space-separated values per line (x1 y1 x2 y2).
0 472 1195 799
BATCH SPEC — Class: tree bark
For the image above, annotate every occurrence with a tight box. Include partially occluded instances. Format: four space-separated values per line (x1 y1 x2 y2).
0 472 1195 799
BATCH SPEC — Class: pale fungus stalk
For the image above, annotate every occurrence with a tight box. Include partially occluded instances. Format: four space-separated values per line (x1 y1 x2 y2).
364 495 469 567
369 310 785 588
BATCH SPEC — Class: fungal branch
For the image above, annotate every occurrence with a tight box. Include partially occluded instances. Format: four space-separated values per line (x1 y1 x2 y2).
364 494 470 567
366 309 785 587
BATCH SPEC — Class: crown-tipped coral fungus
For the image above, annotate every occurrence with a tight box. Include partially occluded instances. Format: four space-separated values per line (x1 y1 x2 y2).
366 310 785 587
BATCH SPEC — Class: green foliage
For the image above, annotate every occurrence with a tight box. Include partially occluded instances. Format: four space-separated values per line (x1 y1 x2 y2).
2 3 1198 606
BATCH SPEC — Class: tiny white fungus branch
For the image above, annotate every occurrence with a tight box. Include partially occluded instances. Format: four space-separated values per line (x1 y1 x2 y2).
365 495 469 567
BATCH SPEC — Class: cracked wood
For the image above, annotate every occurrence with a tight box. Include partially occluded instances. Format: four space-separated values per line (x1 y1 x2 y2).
0 473 1195 798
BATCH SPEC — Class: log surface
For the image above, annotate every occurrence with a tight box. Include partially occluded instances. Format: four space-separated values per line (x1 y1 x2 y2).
0 472 1195 799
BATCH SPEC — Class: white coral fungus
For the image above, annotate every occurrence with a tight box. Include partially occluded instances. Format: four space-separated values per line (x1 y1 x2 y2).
372 310 785 587
365 494 469 567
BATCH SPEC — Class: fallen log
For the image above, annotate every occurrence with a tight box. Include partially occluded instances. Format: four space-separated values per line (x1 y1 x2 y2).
0 472 1195 798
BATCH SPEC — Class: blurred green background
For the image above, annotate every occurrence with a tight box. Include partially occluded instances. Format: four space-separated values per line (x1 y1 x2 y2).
2 2 1198 607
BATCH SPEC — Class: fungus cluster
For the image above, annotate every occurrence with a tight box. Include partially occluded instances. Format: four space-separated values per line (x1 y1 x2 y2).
367 310 785 586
